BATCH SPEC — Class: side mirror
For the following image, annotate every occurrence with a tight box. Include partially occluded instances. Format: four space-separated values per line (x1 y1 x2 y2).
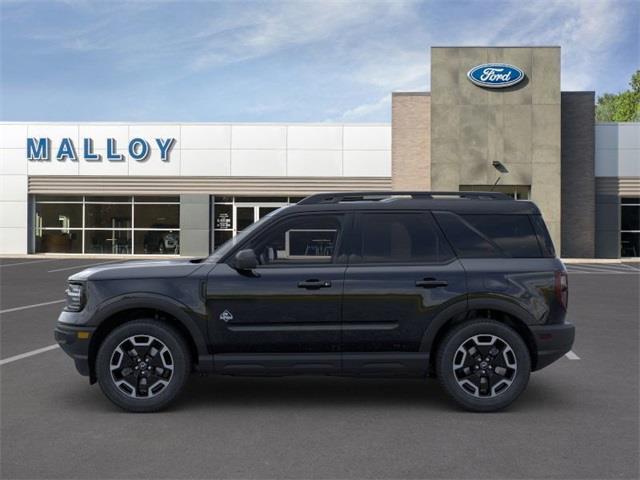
233 249 258 271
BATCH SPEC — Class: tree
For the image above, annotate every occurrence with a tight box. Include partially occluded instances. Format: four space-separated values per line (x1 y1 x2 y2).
596 70 640 122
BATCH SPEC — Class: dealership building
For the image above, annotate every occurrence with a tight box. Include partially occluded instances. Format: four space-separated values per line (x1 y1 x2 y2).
1 46 638 258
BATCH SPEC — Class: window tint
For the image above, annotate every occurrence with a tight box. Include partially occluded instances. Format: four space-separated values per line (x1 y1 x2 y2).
530 214 556 257
250 214 343 265
433 212 502 258
435 212 543 258
461 215 542 258
356 212 454 263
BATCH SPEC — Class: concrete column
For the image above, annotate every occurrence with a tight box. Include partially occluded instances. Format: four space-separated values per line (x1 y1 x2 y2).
430 46 562 251
179 194 210 257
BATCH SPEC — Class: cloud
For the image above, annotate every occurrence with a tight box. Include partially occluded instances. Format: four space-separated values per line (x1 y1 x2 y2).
1 0 636 122
338 94 391 121
188 1 418 71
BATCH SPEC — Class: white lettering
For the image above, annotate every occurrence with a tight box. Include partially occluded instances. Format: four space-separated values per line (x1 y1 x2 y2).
480 68 512 83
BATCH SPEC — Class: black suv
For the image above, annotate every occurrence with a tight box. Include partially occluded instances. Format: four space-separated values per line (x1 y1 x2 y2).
55 191 574 412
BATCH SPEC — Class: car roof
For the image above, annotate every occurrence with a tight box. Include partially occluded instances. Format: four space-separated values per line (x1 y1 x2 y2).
286 191 540 215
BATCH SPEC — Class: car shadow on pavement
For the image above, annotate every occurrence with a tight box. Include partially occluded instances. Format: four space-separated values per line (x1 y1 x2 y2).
56 374 573 414
173 374 572 413
177 376 452 410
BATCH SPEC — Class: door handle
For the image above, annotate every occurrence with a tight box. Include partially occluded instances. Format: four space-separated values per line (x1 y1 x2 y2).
415 278 448 288
298 279 332 289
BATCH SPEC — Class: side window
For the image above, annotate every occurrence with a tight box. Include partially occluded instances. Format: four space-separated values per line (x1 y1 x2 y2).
530 214 556 257
355 212 454 264
249 214 343 265
434 212 543 258
461 214 542 258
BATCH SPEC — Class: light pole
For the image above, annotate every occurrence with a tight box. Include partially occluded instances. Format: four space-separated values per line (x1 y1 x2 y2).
490 161 509 191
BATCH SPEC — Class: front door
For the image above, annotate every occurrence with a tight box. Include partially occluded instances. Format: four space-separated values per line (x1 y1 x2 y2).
206 212 348 362
341 211 467 374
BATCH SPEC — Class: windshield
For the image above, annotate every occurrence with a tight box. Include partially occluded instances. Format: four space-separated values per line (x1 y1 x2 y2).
206 205 290 263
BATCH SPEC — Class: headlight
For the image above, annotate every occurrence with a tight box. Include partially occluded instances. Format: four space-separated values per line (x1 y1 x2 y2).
65 282 85 312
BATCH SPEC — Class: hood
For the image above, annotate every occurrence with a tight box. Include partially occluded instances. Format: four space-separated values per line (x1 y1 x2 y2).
68 258 207 282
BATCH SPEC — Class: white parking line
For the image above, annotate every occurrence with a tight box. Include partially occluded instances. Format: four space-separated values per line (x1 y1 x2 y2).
48 260 120 273
567 264 639 274
0 299 65 314
0 259 59 268
0 344 59 366
565 350 580 360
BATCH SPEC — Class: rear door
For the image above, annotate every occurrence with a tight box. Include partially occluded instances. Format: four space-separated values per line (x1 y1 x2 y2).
341 211 467 374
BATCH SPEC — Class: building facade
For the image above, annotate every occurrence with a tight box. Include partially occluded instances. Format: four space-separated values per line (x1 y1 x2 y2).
1 46 638 258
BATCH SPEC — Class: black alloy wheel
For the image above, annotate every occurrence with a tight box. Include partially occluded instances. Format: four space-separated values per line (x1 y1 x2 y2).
436 319 531 412
96 320 190 412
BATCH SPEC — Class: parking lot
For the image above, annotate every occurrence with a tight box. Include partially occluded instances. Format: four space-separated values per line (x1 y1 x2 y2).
1 258 638 479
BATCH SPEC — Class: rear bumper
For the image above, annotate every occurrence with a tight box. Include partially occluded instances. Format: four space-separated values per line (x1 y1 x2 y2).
54 323 95 377
530 322 575 371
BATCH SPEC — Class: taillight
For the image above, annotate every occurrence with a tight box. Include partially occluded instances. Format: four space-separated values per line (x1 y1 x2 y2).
555 271 568 310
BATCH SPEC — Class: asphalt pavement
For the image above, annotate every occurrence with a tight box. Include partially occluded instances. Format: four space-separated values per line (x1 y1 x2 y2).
1 258 638 479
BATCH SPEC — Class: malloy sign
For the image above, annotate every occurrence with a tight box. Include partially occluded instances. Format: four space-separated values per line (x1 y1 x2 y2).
467 63 525 88
26 137 176 162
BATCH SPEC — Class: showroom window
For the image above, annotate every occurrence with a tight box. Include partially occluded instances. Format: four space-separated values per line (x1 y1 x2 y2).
621 197 640 258
212 196 303 250
459 185 531 200
34 196 180 254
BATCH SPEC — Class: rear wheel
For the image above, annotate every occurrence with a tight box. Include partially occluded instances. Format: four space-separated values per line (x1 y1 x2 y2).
96 320 191 412
436 319 530 412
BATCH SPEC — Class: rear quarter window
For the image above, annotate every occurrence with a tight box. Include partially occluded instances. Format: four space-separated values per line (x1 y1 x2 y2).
530 214 556 257
433 212 544 258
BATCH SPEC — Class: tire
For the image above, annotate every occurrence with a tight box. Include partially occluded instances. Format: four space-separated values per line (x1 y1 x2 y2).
96 319 191 413
436 319 531 412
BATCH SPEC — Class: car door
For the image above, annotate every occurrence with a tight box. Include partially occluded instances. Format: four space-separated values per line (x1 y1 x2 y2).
341 210 467 374
206 212 349 360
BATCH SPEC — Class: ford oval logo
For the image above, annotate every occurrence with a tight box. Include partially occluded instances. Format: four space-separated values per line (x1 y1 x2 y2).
467 63 525 88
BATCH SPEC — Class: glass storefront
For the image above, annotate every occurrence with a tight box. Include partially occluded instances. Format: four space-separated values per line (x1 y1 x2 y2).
459 185 531 200
621 197 640 258
212 196 303 250
34 196 180 254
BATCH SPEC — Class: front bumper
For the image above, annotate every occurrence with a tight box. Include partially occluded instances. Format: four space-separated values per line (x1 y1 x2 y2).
54 323 95 377
530 321 575 371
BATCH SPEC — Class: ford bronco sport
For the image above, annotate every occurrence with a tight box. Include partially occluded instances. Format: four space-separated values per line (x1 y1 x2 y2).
55 191 574 412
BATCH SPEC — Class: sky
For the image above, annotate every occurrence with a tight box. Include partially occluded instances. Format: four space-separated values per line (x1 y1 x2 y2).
1 0 638 122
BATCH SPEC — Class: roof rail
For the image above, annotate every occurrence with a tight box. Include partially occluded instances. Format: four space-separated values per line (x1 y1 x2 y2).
298 191 511 205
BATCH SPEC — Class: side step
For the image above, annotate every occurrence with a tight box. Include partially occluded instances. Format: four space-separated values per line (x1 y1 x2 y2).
197 352 429 377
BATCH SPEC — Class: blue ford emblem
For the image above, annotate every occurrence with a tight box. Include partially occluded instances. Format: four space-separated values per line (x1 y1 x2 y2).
467 63 525 88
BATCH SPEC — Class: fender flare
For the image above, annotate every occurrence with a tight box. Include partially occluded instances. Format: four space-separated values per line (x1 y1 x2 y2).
419 295 536 353
419 297 468 352
90 293 209 357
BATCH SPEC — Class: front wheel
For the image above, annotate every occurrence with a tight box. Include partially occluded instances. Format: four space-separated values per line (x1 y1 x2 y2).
436 319 531 412
96 320 191 412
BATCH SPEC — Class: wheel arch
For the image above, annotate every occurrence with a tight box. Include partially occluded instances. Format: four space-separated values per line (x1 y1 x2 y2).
87 295 208 383
422 297 539 374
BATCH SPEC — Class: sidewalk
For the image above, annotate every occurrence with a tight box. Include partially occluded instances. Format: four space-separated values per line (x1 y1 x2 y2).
1 254 639 263
562 258 640 264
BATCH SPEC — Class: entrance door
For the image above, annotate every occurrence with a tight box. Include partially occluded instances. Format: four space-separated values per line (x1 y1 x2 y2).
235 207 255 232
233 203 288 233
